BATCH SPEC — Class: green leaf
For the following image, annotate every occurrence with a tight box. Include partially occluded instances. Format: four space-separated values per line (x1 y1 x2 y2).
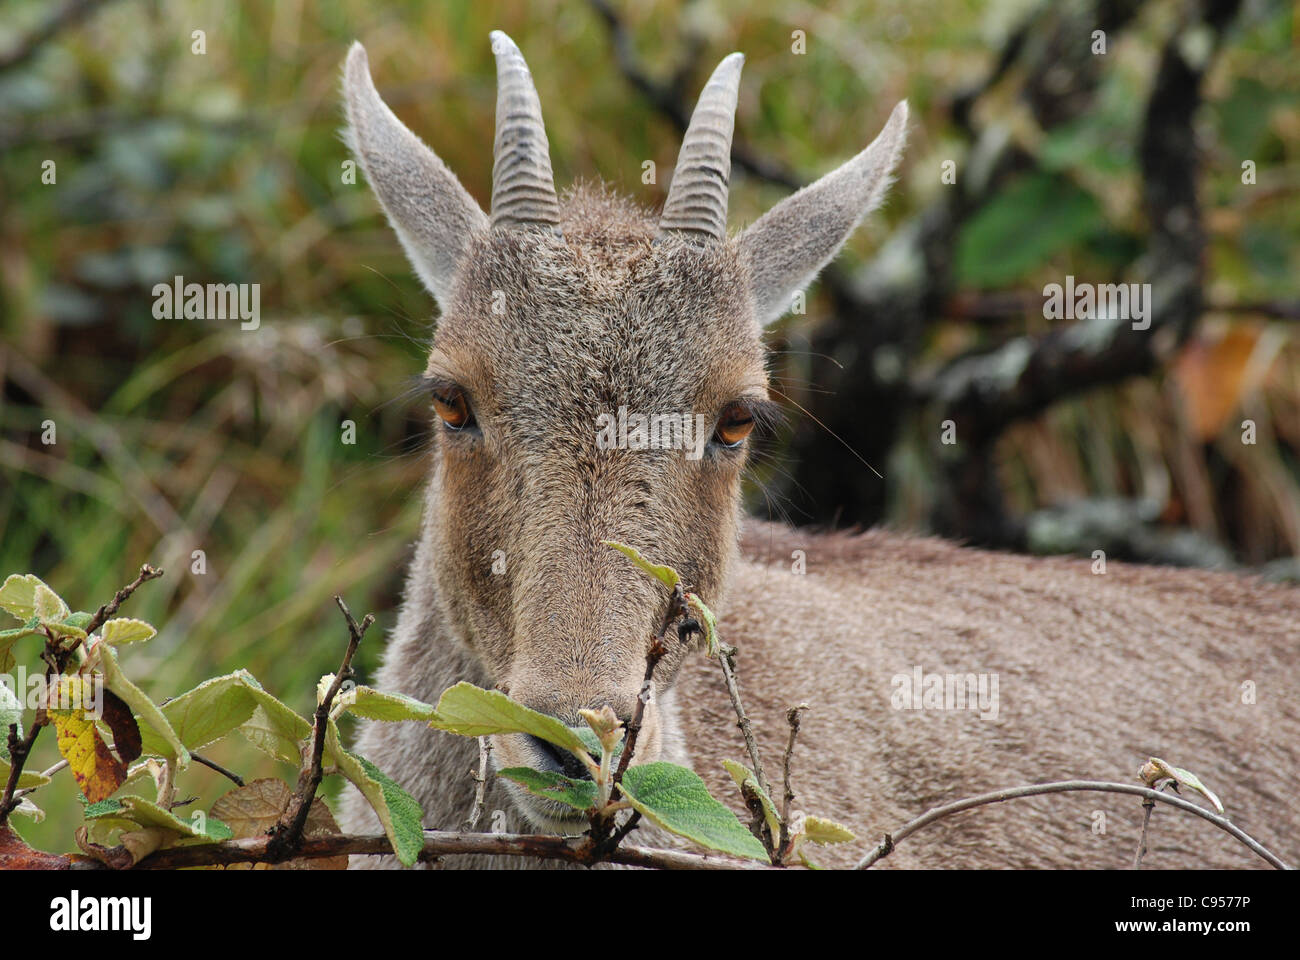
685 592 720 657
118 796 205 837
331 684 440 723
100 618 156 647
0 682 22 758
328 723 424 867
0 756 49 790
11 797 44 822
498 767 600 812
602 541 681 591
0 575 52 621
722 758 780 840
428 682 594 773
33 584 70 622
0 616 42 673
132 669 307 764
94 641 189 767
802 815 856 845
83 798 125 819
1140 757 1225 815
240 705 306 766
62 612 93 632
955 172 1104 288
619 762 768 861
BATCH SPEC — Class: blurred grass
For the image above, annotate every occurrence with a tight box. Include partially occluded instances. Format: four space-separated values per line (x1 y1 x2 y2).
0 0 1296 851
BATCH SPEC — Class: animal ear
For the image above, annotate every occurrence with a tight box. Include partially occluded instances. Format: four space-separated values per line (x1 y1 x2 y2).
737 100 909 327
342 42 488 306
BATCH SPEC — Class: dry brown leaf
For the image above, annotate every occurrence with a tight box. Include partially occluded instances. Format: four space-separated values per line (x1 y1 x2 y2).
210 777 348 870
0 823 71 870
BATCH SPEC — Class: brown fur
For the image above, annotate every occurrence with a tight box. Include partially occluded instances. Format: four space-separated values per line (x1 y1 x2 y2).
337 39 1300 869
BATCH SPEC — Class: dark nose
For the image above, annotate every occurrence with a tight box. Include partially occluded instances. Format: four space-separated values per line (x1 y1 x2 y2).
527 735 594 780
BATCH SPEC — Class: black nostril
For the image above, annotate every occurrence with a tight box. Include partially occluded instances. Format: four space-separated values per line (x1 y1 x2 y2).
527 735 594 780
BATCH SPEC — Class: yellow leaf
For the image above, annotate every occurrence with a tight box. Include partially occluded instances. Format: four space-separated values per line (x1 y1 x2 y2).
50 678 126 803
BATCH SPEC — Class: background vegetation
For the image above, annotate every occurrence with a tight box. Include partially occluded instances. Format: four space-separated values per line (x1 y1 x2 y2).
1 0 1296 851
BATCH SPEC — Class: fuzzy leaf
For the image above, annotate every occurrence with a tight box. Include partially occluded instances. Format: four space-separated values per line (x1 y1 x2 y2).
331 683 440 723
100 618 156 647
0 575 52 621
802 815 856 845
619 762 768 861
33 584 70 622
0 682 22 757
498 767 600 812
94 641 189 767
722 758 780 839
429 682 594 773
1140 757 1225 814
685 592 720 657
327 723 423 867
0 756 50 790
602 540 681 590
134 669 306 765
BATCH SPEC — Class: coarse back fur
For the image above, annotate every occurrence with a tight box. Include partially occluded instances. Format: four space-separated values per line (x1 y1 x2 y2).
337 34 1300 869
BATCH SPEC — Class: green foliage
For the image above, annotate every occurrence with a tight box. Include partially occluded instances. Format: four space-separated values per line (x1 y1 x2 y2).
955 172 1105 288
602 540 681 591
619 762 768 862
428 681 595 775
498 768 600 813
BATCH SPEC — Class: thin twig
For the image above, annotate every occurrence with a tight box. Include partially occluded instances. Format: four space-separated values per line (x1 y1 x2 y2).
84 564 164 636
464 736 492 831
856 780 1290 870
716 643 769 799
13 759 68 800
191 752 244 788
777 703 808 858
612 584 685 788
266 595 373 860
1134 797 1156 869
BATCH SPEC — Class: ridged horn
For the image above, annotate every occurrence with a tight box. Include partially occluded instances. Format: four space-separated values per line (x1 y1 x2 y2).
657 52 744 243
489 30 561 230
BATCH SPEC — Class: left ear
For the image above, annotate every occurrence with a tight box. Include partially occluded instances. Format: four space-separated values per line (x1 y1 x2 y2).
737 100 909 327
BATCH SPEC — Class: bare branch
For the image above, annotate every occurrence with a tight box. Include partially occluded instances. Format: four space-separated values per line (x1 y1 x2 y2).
716 643 769 800
464 737 492 831
84 563 164 636
1134 797 1156 869
856 779 1290 871
777 703 808 857
123 829 774 871
191 753 244 788
266 595 373 860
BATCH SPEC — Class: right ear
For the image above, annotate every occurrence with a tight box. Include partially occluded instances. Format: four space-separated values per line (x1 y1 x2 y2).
737 100 908 327
342 42 487 307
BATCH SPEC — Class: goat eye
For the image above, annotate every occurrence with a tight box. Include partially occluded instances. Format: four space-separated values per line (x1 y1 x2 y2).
432 386 473 430
713 402 755 448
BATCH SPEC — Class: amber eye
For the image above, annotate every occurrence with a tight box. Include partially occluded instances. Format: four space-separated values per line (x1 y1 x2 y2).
432 386 473 430
714 402 755 448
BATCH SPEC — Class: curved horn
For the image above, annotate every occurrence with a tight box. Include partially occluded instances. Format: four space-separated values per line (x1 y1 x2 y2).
657 52 744 243
489 31 561 230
